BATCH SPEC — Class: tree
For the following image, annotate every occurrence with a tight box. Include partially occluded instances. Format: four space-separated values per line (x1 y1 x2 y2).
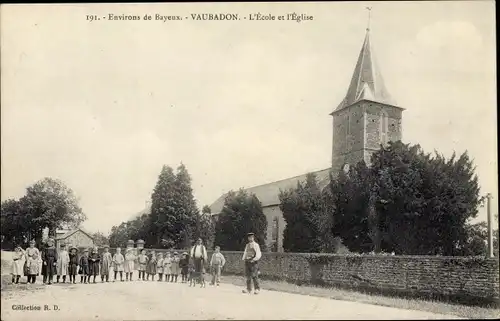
197 205 216 249
328 162 372 253
150 165 177 247
325 141 484 256
173 164 199 248
18 178 86 242
458 221 488 256
1 199 26 248
370 142 483 255
91 231 110 246
214 189 267 251
108 222 130 248
280 173 330 253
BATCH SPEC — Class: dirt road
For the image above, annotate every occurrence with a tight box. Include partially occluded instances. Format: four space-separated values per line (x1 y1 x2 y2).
1 279 460 320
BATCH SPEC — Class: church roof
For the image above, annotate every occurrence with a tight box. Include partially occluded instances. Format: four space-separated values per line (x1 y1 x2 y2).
333 28 398 113
209 168 332 215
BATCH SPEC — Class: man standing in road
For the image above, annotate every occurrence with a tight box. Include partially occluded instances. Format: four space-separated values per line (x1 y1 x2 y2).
190 238 208 287
242 232 262 294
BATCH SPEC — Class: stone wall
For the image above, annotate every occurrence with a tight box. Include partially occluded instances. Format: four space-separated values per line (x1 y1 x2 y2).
217 251 500 306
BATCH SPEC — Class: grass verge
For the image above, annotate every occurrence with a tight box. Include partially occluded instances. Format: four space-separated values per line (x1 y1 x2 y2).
219 274 500 319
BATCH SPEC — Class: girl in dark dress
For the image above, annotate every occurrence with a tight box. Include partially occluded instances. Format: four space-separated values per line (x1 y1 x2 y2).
42 238 58 285
89 247 101 283
79 249 90 284
68 247 79 284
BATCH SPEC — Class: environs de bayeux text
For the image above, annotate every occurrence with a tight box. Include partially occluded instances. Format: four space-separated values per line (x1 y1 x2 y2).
86 13 314 23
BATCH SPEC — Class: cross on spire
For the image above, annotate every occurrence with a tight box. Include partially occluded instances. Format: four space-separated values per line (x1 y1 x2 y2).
366 7 372 31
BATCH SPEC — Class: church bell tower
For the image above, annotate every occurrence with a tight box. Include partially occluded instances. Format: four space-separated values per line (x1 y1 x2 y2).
330 12 404 173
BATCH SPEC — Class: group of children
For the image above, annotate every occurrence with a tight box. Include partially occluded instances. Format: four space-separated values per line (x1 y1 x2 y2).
11 239 227 288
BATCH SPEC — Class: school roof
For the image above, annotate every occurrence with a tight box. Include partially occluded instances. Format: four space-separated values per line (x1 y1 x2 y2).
209 168 332 215
55 227 94 240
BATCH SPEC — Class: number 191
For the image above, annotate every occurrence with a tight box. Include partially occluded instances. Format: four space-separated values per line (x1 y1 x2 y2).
86 15 98 22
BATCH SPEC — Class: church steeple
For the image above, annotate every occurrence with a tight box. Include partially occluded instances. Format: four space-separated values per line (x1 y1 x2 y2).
330 9 404 173
332 12 397 113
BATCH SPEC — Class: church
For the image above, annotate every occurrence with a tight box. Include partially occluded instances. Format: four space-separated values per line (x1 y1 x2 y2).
209 26 405 252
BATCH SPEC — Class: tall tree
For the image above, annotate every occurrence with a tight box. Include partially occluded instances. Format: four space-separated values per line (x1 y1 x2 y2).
214 190 267 251
150 165 177 247
328 162 372 253
174 163 199 248
197 205 216 249
280 173 328 252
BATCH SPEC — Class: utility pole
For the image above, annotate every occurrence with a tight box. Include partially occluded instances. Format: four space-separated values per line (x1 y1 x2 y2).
486 193 494 258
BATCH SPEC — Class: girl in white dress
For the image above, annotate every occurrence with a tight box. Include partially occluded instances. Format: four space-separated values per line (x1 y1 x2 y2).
11 246 25 284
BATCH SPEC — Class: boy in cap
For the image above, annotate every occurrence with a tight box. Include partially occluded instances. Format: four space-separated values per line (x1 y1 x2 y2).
179 252 189 283
210 246 226 286
68 246 79 284
79 248 90 283
242 232 262 294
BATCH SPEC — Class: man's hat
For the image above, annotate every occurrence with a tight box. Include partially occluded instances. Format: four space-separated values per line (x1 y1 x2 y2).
29 240 36 244
247 232 255 236
70 246 78 251
60 243 66 247
83 248 89 252
103 245 110 249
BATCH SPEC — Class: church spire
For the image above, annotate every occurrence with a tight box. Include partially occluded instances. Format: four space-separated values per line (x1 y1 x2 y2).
332 9 397 113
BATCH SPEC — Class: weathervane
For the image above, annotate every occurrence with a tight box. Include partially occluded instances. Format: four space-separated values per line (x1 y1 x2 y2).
366 7 372 31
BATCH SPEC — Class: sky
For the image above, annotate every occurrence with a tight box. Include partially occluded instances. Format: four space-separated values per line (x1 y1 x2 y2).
1 2 497 235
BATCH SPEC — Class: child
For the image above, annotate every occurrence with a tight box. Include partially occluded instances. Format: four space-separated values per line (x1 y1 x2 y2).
11 246 25 284
146 250 157 281
188 261 196 287
210 246 226 286
43 238 58 285
124 248 136 281
56 243 70 283
156 252 164 281
26 251 40 284
137 249 148 281
113 247 125 282
79 249 90 284
68 246 79 284
163 252 172 282
171 252 180 283
100 246 112 282
179 252 189 283
88 247 101 283
24 240 39 280
41 248 47 284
